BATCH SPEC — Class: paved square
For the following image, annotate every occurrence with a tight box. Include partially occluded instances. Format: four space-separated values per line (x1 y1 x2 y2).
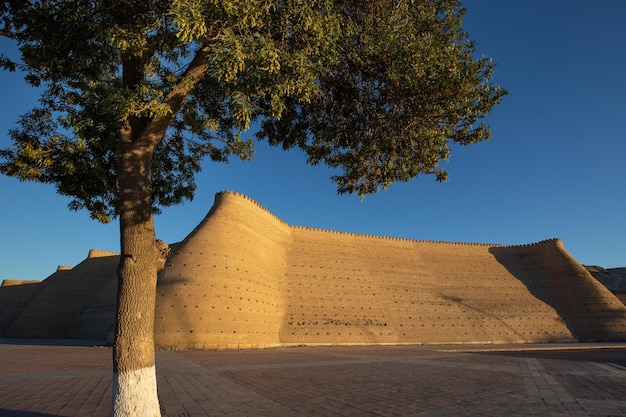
1 339 625 416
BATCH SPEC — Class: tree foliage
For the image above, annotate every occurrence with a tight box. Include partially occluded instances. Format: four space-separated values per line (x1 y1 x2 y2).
1 0 506 221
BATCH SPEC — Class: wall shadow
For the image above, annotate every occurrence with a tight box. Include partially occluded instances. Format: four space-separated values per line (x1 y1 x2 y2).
479 347 626 367
489 242 626 342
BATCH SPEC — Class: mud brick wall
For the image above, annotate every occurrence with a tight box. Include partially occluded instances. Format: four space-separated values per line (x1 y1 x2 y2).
489 241 626 342
67 269 118 340
3 191 625 345
0 279 47 334
280 231 573 345
153 191 626 349
5 251 118 338
1 279 42 287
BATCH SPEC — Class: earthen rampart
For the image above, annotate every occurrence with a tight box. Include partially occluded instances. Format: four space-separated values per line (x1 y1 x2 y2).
88 249 119 258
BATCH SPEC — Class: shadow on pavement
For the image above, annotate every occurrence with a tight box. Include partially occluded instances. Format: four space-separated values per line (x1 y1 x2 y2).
0 337 106 347
0 409 61 416
480 348 626 367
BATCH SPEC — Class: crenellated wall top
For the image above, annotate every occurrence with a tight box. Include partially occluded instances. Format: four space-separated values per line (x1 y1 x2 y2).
0 279 42 287
215 191 561 249
87 249 120 258
217 190 290 227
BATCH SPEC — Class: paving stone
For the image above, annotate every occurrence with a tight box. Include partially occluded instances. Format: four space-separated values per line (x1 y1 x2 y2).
1 339 626 416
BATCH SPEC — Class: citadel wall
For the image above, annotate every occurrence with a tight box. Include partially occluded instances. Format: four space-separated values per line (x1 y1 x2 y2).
490 241 626 341
66 257 119 341
2 191 625 346
153 191 626 349
279 230 566 345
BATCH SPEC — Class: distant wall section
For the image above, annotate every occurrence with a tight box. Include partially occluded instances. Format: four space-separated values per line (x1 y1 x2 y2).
5 251 118 338
0 279 47 335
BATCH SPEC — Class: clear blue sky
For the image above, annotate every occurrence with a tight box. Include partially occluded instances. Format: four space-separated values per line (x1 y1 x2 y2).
1 1 625 283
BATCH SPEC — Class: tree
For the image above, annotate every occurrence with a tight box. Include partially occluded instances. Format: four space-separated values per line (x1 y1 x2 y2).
0 0 505 415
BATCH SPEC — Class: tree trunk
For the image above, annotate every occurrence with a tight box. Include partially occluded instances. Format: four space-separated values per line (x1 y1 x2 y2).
111 141 168 417
109 46 207 415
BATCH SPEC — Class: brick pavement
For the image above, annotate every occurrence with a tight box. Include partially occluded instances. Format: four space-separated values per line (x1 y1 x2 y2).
0 339 625 416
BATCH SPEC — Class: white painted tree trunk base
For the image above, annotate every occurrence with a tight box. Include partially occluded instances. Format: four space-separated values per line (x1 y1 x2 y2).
111 366 161 417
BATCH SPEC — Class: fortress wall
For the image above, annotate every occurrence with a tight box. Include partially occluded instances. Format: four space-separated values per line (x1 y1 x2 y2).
155 191 291 349
6 253 118 338
416 241 574 343
154 191 626 349
279 230 576 345
280 229 398 344
3 191 625 346
281 229 461 344
0 278 49 334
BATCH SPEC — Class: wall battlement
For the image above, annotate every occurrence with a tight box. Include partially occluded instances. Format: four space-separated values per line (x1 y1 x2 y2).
0 280 41 287
222 189 560 249
88 249 120 258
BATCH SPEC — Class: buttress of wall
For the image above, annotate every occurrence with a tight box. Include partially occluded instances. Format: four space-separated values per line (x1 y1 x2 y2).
280 230 576 345
490 240 626 341
155 191 290 349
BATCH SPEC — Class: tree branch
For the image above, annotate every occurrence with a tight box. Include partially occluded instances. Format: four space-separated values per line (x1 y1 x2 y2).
138 46 211 150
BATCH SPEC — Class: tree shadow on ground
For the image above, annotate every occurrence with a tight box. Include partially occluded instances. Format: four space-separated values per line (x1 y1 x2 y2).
0 409 61 416
479 348 626 367
0 337 106 347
